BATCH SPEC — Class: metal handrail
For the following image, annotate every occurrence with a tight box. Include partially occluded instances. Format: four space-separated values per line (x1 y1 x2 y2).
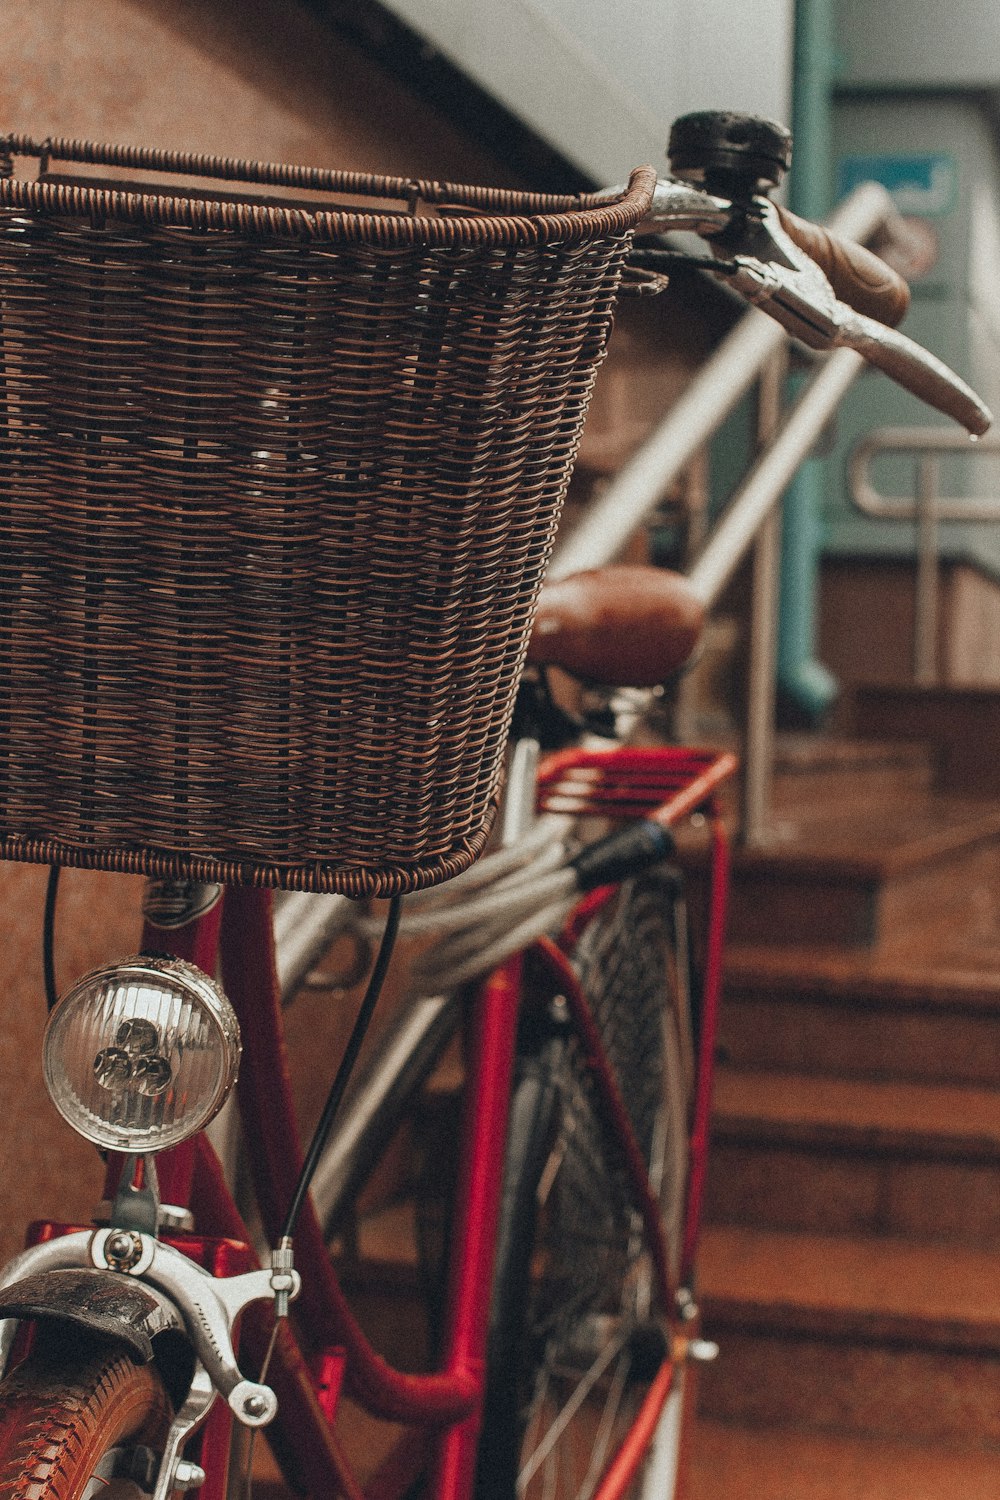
554 182 907 844
849 425 1000 684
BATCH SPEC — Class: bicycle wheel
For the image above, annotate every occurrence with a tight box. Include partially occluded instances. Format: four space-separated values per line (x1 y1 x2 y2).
477 873 691 1500
0 1328 173 1499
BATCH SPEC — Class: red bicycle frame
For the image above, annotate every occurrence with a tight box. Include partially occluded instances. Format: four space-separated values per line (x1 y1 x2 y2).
29 745 733 1500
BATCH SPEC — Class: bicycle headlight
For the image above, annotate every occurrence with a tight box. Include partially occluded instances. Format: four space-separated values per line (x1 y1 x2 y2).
43 957 241 1153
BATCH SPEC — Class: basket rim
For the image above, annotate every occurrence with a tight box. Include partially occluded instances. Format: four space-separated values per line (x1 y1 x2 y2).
0 134 656 247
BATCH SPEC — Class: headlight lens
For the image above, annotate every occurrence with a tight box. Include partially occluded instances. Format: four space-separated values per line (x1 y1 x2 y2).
43 957 241 1152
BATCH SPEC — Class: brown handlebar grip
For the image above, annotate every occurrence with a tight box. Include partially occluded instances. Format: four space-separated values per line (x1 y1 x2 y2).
776 205 911 328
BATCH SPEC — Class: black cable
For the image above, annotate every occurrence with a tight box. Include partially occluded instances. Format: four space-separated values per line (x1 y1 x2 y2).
627 247 741 276
43 866 61 1012
280 894 403 1243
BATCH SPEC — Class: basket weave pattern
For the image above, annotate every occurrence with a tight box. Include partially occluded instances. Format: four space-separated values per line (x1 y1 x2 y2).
0 139 653 893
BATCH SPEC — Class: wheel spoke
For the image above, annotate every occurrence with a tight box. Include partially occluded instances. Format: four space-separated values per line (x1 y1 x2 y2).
518 1325 628 1490
480 875 691 1500
579 1350 631 1500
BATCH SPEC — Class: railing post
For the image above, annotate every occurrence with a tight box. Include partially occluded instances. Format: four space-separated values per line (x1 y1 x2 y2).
914 451 941 685
848 427 1000 688
741 351 786 846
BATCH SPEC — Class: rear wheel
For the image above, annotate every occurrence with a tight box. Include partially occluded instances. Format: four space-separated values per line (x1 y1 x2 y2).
477 874 692 1500
0 1328 173 1499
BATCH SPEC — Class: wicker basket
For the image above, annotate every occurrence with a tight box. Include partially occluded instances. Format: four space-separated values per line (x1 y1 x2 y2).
0 135 653 894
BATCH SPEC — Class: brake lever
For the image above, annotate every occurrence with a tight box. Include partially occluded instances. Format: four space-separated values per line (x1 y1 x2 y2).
627 181 991 437
715 199 991 436
713 195 845 337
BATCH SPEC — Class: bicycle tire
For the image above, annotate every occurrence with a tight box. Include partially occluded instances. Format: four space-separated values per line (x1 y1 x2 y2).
476 874 691 1500
0 1329 173 1500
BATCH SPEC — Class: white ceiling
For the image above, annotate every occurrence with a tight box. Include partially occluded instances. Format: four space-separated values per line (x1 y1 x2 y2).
378 0 795 184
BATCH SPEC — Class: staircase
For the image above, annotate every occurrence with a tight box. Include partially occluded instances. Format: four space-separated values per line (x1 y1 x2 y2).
255 700 1000 1498
687 721 1000 1499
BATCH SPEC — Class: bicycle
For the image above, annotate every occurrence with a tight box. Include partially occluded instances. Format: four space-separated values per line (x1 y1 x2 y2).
0 110 987 1500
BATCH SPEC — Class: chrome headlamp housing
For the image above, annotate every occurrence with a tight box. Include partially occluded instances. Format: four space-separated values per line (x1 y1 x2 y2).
43 957 241 1153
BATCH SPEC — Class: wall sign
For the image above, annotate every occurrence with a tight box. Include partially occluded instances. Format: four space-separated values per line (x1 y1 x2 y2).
837 153 958 217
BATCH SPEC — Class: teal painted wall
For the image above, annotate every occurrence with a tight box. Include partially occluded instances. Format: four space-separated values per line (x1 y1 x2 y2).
827 93 1000 575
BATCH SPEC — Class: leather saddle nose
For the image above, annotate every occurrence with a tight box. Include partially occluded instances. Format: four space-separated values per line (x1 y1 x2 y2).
527 565 704 686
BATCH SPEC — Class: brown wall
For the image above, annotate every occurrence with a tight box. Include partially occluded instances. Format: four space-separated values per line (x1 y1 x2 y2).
0 0 714 1264
0 0 527 1266
3 0 517 181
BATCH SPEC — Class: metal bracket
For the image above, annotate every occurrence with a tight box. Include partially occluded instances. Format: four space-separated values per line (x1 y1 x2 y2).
597 175 733 239
110 1153 162 1237
151 1362 217 1500
0 1229 299 1429
86 1232 299 1426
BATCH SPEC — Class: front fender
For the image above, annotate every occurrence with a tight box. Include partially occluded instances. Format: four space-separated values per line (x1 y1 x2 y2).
0 1265 182 1363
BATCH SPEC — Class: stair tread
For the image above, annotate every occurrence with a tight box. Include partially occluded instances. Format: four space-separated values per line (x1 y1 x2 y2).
774 734 932 773
732 794 1000 879
687 1420 1000 1500
713 1066 1000 1155
699 1224 1000 1344
334 1200 421 1288
725 937 1000 1007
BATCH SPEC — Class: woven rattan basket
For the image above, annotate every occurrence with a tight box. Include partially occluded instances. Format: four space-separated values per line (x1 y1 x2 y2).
0 135 653 894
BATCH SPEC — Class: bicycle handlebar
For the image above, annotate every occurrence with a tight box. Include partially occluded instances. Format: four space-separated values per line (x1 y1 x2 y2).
774 205 910 328
718 202 992 437
614 173 991 437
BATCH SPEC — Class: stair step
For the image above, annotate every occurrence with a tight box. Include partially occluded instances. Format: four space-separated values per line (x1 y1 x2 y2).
336 1199 422 1287
332 1200 432 1371
853 684 1000 798
700 1224 1000 1346
772 734 934 812
720 942 1000 1085
706 1067 1000 1245
686 1421 1000 1500
724 794 1000 949
712 1067 1000 1156
698 1225 1000 1441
